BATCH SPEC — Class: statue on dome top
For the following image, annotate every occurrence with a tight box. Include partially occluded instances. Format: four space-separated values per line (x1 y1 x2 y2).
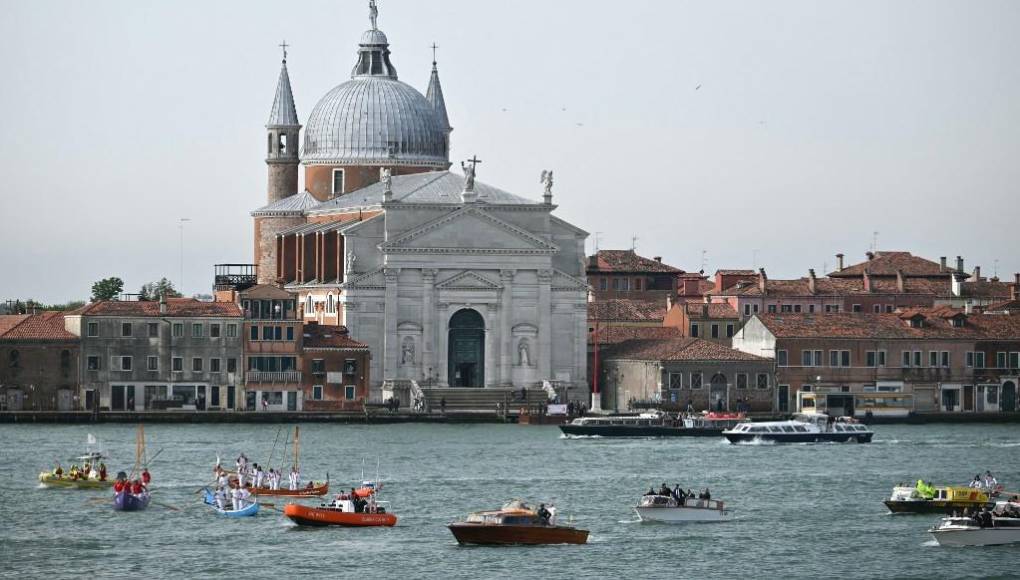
369 0 378 30
540 170 554 196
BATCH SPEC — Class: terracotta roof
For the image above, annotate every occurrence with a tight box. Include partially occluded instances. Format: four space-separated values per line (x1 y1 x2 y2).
302 323 369 349
958 279 1012 300
605 337 770 362
590 326 684 346
983 299 1020 313
0 312 77 341
713 276 946 298
78 298 242 318
587 250 683 274
715 269 755 276
829 251 955 278
755 309 1020 340
589 298 667 322
0 315 31 336
682 302 739 319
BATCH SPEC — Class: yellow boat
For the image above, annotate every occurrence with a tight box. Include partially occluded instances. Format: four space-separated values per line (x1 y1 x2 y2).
38 472 114 489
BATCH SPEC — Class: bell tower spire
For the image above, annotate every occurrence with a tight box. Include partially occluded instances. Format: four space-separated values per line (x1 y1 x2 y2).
266 42 301 204
426 43 452 158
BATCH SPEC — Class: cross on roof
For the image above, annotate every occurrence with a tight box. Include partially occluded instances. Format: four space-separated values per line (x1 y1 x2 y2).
430 42 439 64
279 40 289 61
466 154 482 169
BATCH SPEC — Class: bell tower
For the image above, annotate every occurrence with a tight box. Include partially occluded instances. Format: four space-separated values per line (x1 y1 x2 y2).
266 42 301 203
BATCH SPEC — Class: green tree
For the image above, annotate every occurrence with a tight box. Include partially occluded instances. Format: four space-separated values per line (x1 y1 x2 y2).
139 278 182 301
90 277 124 302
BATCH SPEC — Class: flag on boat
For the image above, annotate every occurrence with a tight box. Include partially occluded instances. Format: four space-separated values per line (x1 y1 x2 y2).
87 433 97 445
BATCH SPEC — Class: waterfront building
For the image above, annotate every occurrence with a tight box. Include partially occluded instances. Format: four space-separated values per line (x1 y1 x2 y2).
600 337 774 413
663 301 741 345
0 312 79 411
301 322 371 411
67 298 243 411
239 284 303 411
586 250 684 299
250 4 589 402
732 308 1020 417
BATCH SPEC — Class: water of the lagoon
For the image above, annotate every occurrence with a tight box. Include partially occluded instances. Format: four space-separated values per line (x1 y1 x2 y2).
1 422 1018 579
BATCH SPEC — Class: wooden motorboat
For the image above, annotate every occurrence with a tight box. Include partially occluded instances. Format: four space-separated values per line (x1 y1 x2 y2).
203 489 259 518
634 493 733 523
723 413 873 444
448 500 588 545
885 483 995 514
284 497 396 527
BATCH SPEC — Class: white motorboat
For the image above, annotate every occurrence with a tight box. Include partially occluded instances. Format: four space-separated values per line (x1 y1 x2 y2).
634 494 732 523
930 514 1020 546
723 413 873 444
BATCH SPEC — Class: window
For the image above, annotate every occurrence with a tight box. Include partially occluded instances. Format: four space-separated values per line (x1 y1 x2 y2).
1011 352 1020 369
263 326 273 340
312 385 323 400
690 323 699 338
192 323 203 337
913 351 922 367
711 324 719 339
736 374 748 389
332 168 345 195
343 359 357 375
941 352 950 368
825 305 840 313
744 304 751 316
599 279 608 291
209 358 220 373
120 356 132 371
305 295 313 315
802 350 814 366
87 322 99 337
802 350 822 367
87 355 100 370
756 374 769 389
726 324 735 338
878 351 886 367
866 351 877 367
974 352 985 369
852 304 862 313
690 373 703 389
902 351 911 367
767 305 777 314
210 324 221 338
326 294 335 314
886 305 894 313
808 305 816 313
172 323 183 337
227 358 237 373
996 352 1007 368
147 323 159 337
794 305 802 313
873 304 882 313
250 326 259 341
752 304 759 314
777 350 788 367
781 305 792 313
172 357 183 372
286 326 294 341
312 359 326 374
345 385 356 400
192 358 203 372
829 350 850 367
668 373 683 389
634 279 643 291
147 356 158 371
966 352 974 368
951 317 964 328
929 351 938 367
226 324 238 338
121 322 132 337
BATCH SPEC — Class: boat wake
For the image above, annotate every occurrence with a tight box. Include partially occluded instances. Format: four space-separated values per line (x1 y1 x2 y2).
732 438 776 446
560 434 603 440
921 539 939 548
617 517 642 525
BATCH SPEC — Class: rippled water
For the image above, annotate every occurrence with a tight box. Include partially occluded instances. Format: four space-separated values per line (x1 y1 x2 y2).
1 423 1018 579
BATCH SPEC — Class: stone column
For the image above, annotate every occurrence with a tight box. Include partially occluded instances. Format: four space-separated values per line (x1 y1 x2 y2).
437 302 450 386
538 269 553 381
421 269 437 383
383 268 399 381
484 303 497 387
500 269 515 386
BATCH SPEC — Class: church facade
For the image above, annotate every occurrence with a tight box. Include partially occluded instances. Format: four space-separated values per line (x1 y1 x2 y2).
251 3 589 396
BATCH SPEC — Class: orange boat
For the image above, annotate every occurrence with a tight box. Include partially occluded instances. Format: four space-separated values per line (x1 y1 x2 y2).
284 495 397 527
448 500 589 545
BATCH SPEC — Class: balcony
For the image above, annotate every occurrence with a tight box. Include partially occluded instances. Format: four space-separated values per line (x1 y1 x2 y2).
246 371 302 384
215 264 258 292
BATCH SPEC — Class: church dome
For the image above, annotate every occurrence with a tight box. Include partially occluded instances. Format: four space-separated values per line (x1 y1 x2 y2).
302 7 449 168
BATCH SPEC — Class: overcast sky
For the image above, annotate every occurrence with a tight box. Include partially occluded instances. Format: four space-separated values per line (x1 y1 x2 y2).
2 0 1018 303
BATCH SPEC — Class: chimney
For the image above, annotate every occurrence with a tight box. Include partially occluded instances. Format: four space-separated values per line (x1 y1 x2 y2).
654 256 662 263
587 254 598 269
758 268 767 294
973 266 981 281
940 257 947 272
159 293 168 315
808 269 817 295
866 251 875 261
836 253 844 271
896 269 905 293
863 268 872 293
1012 277 1018 301
956 256 964 273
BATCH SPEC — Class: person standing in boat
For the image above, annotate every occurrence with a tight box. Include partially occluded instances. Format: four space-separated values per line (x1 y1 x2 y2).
231 485 242 511
98 462 107 481
52 462 63 479
537 504 552 525
289 466 299 491
548 504 558 525
141 468 151 487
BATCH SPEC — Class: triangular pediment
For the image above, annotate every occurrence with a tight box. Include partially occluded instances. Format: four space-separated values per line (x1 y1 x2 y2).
381 207 558 255
551 269 589 291
436 271 502 290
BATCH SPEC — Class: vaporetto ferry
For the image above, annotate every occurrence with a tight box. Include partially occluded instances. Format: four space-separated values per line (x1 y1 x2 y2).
722 413 874 444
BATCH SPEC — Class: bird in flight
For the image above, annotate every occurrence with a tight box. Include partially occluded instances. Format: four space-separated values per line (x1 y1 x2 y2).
695 84 701 90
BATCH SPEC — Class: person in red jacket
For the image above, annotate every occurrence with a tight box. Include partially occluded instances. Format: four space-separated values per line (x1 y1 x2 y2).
131 480 143 495
113 479 125 493
141 469 151 486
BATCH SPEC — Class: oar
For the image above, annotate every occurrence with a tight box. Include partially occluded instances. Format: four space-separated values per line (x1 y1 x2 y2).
144 448 165 467
151 499 180 512
260 502 286 513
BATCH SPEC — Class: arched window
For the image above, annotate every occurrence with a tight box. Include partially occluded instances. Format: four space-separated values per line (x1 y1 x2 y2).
267 133 273 155
326 294 335 314
305 295 313 315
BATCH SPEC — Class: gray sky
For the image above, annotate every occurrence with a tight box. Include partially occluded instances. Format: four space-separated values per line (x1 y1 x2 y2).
2 0 1018 303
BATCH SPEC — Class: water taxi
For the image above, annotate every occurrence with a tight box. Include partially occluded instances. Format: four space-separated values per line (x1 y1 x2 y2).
885 484 995 514
448 500 588 545
634 494 732 523
284 493 396 527
723 413 873 444
930 511 1020 546
560 411 745 438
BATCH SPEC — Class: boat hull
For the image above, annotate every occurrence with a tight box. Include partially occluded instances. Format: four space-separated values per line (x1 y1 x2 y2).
885 499 993 515
113 491 150 512
448 523 589 545
38 473 113 489
283 504 396 527
635 505 732 523
932 528 1020 547
724 432 872 444
203 491 259 517
249 482 329 497
560 425 723 437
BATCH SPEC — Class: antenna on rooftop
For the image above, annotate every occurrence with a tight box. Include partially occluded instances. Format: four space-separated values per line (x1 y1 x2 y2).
593 232 603 254
752 249 759 271
631 236 638 251
871 231 879 252
701 250 708 272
